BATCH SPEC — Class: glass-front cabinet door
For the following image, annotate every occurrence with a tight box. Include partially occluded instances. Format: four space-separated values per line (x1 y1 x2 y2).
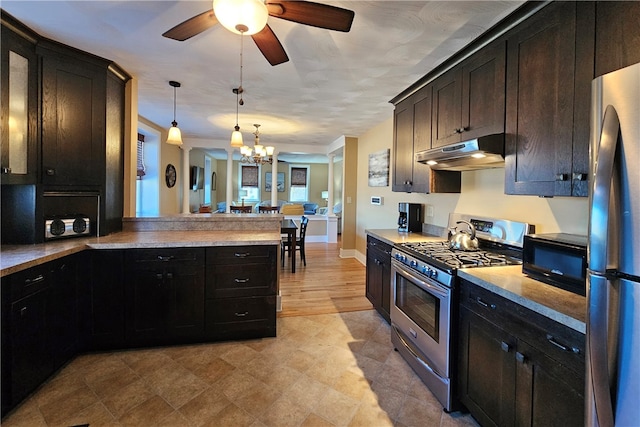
1 21 38 184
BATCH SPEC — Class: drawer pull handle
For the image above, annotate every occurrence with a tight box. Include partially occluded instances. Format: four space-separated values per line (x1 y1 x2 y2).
166 273 173 280
501 341 511 353
476 297 496 310
234 278 250 283
156 274 163 280
546 334 580 354
234 311 249 317
20 306 28 317
157 256 174 262
25 274 45 286
234 252 251 258
516 352 526 364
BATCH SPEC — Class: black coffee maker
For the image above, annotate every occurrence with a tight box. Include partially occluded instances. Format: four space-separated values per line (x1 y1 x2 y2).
398 203 422 233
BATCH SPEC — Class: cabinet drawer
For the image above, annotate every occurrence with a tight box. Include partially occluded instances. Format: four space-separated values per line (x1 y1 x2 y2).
125 248 204 270
9 264 52 301
367 236 392 254
207 263 276 298
206 296 276 338
207 245 275 265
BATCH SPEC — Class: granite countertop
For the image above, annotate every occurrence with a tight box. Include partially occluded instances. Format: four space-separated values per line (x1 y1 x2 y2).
1 230 281 277
458 266 586 334
366 228 444 246
365 228 586 334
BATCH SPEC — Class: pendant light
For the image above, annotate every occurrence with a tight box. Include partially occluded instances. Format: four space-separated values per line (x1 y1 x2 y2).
166 80 183 146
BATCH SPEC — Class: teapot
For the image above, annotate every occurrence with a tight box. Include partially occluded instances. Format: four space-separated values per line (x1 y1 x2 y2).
448 220 479 251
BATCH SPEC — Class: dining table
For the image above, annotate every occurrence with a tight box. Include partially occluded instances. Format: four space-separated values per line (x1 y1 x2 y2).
281 219 298 273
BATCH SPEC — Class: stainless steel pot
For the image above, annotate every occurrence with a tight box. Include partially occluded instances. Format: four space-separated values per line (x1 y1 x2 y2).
448 220 479 251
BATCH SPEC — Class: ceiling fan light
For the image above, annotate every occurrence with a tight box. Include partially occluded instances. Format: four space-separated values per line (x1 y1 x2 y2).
166 123 183 146
213 0 268 35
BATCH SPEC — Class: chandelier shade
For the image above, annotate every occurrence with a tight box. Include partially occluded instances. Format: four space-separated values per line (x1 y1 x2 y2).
240 124 274 165
213 0 268 35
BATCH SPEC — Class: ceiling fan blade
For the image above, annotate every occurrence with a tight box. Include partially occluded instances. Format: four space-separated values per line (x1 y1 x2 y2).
266 1 354 32
251 24 289 66
162 9 218 41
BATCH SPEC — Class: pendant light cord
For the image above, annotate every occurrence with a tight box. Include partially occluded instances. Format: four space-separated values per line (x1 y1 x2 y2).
172 85 177 127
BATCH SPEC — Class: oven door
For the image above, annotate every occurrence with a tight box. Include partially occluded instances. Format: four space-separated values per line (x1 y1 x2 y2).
390 259 452 378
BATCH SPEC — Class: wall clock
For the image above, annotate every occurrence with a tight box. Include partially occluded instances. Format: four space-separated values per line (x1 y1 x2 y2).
165 164 177 188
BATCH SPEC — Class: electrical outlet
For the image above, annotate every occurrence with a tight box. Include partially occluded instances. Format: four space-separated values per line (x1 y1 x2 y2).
347 196 352 204
426 205 434 217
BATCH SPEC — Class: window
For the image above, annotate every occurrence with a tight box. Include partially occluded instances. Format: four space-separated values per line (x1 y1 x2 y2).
240 165 260 201
289 165 309 202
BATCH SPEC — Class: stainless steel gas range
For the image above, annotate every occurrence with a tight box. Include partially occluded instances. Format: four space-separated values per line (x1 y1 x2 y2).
390 213 534 412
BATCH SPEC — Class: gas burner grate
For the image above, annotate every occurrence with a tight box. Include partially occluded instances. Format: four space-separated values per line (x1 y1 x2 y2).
397 241 522 269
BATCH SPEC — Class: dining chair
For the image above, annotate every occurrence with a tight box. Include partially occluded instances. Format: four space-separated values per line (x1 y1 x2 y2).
259 205 280 213
230 205 253 213
281 216 309 267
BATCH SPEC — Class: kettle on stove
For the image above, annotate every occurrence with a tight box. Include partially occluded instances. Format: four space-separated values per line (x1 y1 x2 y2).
448 220 479 251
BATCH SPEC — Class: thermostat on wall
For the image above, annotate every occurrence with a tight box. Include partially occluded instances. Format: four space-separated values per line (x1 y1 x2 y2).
371 196 383 205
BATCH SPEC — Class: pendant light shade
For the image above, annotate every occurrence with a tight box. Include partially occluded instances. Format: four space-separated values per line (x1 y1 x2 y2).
166 81 183 146
213 0 269 35
231 125 244 147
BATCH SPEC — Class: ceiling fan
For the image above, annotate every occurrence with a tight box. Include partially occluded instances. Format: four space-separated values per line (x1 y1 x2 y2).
162 0 355 66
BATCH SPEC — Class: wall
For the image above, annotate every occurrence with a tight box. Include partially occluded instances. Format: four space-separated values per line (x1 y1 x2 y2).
354 116 589 259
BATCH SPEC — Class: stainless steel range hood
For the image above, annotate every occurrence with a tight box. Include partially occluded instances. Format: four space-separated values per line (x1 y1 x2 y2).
415 134 505 171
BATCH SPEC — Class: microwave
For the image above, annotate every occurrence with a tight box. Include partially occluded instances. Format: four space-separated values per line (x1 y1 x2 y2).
522 233 588 296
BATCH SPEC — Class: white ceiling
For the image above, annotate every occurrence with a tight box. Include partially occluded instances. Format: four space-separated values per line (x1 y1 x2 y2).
2 1 524 162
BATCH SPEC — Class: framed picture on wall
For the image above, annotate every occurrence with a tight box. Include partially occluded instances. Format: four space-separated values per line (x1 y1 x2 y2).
265 172 285 192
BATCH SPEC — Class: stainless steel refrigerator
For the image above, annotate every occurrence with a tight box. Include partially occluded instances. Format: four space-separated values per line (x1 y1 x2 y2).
587 61 640 426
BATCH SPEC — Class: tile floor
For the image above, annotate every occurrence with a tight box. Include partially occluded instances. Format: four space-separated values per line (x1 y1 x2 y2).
2 310 478 427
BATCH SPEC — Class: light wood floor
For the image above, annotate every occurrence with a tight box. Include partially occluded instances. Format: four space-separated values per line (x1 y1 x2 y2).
278 238 373 317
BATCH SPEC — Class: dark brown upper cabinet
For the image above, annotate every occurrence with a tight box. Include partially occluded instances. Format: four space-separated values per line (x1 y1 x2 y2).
504 1 594 197
595 1 640 77
392 86 461 194
0 15 39 185
432 40 506 148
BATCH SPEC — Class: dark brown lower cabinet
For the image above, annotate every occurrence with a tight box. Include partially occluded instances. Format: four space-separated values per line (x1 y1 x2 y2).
124 248 205 346
365 236 392 322
458 279 585 427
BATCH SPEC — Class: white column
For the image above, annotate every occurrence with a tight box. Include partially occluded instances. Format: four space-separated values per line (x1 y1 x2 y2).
181 146 192 214
327 153 335 215
270 152 278 207
225 148 234 213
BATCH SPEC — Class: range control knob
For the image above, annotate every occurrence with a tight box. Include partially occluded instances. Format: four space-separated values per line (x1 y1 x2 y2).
410 260 418 268
429 269 438 279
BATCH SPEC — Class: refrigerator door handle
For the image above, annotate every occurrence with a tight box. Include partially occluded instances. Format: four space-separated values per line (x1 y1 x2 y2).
589 105 620 273
587 272 615 427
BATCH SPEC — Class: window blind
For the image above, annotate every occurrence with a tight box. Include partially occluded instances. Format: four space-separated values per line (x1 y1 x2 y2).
241 165 259 187
291 167 307 186
136 133 146 179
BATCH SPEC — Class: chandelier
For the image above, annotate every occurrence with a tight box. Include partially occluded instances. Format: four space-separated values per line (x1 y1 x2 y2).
240 124 274 164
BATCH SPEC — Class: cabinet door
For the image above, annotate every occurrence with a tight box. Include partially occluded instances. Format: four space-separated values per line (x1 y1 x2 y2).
365 248 384 311
461 39 506 140
125 265 166 345
165 260 205 339
458 306 516 427
392 97 417 192
84 250 125 350
49 257 79 370
41 52 106 187
514 340 585 427
0 24 38 184
432 68 462 148
10 290 53 407
595 1 640 77
505 2 592 197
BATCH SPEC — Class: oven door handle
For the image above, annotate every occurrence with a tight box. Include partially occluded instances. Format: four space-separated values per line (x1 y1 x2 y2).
393 325 446 380
392 260 449 298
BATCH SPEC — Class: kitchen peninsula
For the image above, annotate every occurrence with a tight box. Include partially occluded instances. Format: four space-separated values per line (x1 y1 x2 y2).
1 214 281 417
